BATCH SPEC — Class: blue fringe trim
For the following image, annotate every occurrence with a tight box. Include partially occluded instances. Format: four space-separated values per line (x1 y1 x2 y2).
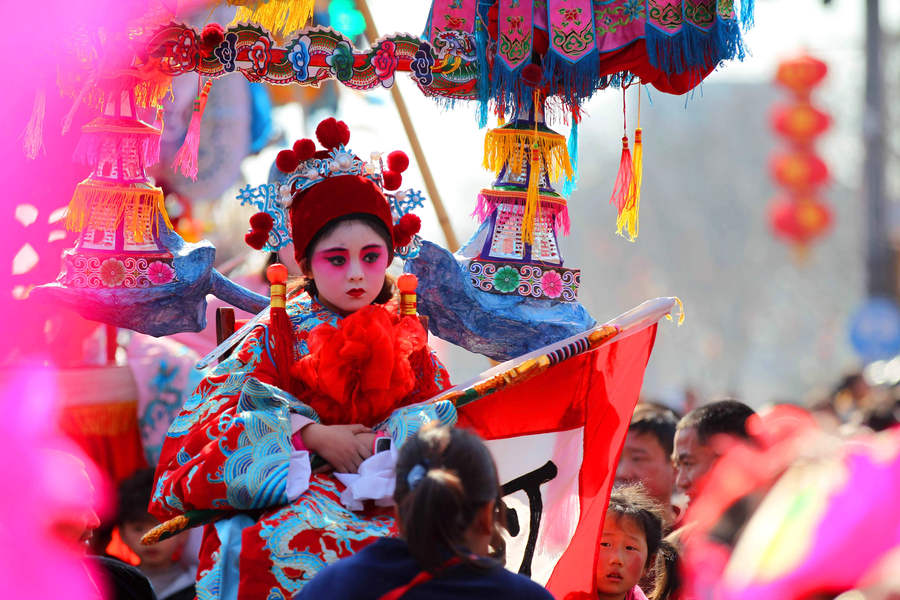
645 15 746 75
489 57 530 121
562 118 578 196
475 19 491 128
542 46 602 105
740 0 755 29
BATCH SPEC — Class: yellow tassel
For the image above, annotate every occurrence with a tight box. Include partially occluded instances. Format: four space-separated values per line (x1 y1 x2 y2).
133 77 173 109
230 0 314 38
522 142 540 245
65 180 171 243
616 127 642 241
483 128 573 181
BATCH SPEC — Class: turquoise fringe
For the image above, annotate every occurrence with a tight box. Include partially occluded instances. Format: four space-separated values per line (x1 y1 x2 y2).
645 15 746 75
561 118 578 196
541 47 602 107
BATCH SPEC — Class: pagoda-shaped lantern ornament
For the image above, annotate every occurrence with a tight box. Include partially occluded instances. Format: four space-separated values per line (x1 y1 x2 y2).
61 77 177 288
468 109 580 301
36 71 269 336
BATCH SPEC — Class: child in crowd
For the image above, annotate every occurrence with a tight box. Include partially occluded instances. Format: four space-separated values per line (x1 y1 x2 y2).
117 469 194 600
297 424 553 600
595 485 674 600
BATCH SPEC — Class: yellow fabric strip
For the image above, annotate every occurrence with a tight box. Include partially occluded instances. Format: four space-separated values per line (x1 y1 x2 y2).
483 128 574 182
66 181 171 243
230 0 314 37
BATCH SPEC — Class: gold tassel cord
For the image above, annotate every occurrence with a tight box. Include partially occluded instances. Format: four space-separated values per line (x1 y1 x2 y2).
665 297 685 326
230 0 314 38
521 102 541 246
483 128 573 181
522 139 540 245
65 182 171 243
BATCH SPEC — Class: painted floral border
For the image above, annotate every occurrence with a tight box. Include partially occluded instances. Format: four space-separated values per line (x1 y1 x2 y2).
468 259 580 302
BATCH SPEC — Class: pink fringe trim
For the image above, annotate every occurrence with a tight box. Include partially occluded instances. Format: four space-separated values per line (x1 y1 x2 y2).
474 191 571 236
555 205 570 236
472 192 498 223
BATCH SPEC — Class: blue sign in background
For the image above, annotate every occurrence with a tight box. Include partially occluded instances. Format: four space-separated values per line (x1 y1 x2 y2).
849 297 900 362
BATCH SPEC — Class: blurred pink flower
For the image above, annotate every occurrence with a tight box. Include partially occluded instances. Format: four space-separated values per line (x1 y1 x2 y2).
541 270 563 298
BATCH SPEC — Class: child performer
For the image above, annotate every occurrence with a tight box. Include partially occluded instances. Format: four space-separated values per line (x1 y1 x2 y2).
150 118 454 600
298 424 554 600
594 485 672 600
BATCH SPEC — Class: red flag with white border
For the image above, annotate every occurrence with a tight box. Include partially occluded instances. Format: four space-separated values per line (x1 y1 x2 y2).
456 312 661 597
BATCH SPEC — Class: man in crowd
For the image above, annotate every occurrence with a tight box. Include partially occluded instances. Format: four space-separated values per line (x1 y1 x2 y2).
672 399 756 508
615 403 680 526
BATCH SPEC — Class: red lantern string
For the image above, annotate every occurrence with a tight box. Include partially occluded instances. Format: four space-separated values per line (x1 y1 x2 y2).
768 53 832 252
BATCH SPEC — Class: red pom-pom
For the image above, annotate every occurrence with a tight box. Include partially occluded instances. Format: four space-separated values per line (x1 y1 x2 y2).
292 138 316 161
275 149 299 173
397 273 418 293
245 230 268 250
393 213 421 246
266 263 288 285
534 29 549 55
249 211 274 233
522 64 543 87
397 213 421 236
382 170 402 191
386 151 409 173
200 23 225 53
315 117 351 149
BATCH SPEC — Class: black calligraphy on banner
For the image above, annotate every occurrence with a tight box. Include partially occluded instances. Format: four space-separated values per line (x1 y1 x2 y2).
500 460 558 576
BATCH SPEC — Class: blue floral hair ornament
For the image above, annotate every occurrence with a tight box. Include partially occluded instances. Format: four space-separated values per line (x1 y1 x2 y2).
406 463 428 489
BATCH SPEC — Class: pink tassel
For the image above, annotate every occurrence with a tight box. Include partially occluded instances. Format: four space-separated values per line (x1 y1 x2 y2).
23 89 45 159
472 192 499 222
172 80 212 181
555 205 570 236
609 135 633 216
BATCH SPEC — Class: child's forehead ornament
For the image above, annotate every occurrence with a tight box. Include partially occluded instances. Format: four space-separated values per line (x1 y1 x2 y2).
237 117 424 258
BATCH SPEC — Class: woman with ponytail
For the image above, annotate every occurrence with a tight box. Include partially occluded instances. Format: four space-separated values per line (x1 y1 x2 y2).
149 119 454 600
299 424 553 600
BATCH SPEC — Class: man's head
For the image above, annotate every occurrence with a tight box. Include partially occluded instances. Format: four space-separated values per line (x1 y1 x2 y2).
616 404 679 507
673 400 755 503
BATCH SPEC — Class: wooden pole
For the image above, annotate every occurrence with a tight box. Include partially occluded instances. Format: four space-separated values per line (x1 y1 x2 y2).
356 0 460 251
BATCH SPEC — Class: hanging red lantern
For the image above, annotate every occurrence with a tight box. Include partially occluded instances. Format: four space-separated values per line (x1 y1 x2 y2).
770 52 832 254
775 54 828 98
771 102 831 144
768 195 832 244
770 150 830 189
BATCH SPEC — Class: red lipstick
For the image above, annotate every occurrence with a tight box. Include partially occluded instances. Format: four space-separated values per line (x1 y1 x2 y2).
346 288 365 298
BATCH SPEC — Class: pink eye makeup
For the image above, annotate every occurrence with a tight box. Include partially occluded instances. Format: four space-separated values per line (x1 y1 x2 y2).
312 248 349 270
360 244 387 269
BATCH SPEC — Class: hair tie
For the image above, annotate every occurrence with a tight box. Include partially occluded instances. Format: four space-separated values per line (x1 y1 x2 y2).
406 462 428 489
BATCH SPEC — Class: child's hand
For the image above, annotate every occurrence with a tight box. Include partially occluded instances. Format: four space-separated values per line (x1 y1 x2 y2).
301 424 372 473
354 432 376 454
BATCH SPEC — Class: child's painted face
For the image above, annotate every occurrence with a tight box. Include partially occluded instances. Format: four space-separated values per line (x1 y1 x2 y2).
594 513 649 600
306 220 389 315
